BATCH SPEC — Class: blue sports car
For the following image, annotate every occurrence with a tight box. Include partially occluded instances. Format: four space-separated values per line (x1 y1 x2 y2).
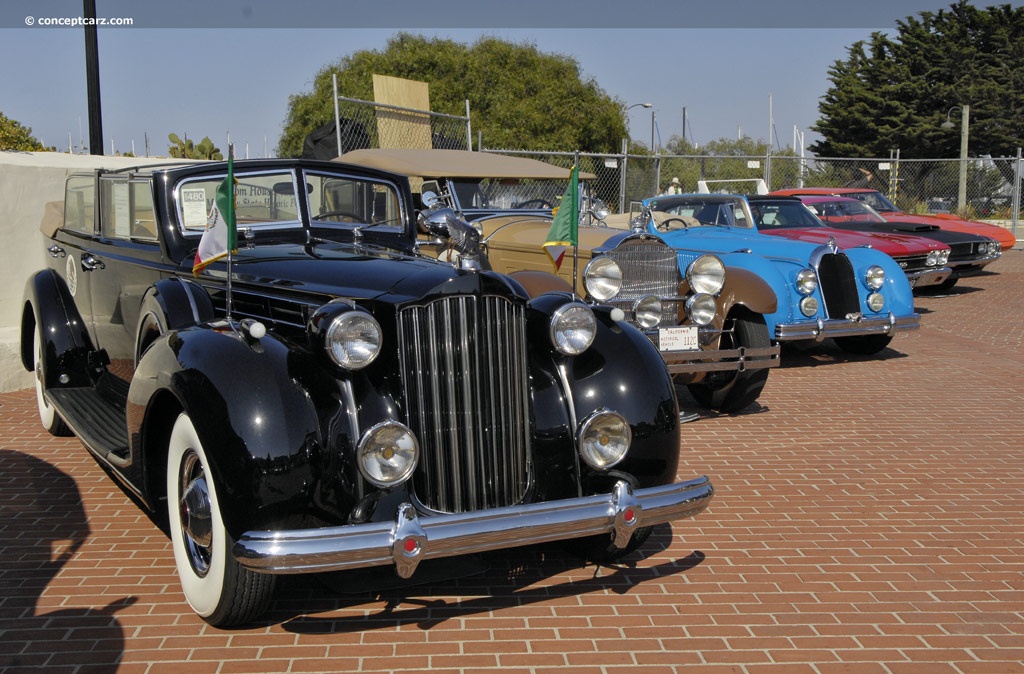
633 193 921 355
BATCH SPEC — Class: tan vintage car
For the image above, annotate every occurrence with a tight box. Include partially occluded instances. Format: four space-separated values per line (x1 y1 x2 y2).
338 149 780 412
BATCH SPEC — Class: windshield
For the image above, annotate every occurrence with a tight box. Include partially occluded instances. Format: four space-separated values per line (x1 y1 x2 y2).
805 200 887 224
749 201 824 229
175 168 405 235
450 178 565 211
652 196 754 229
847 190 898 213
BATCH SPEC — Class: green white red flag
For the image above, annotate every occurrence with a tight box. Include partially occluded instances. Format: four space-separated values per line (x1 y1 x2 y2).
543 164 579 271
193 156 237 275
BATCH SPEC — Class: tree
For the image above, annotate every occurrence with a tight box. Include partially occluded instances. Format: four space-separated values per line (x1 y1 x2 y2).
1 112 45 151
812 2 1024 159
167 133 223 160
278 33 628 158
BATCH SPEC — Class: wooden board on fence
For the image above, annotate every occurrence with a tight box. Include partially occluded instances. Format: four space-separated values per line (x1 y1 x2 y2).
372 75 432 149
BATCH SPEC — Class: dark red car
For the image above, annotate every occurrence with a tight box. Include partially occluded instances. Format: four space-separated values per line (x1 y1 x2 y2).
747 196 953 290
771 187 1016 252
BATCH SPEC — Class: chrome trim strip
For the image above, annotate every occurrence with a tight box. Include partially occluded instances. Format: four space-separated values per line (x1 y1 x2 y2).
660 344 781 374
234 476 714 576
775 312 921 341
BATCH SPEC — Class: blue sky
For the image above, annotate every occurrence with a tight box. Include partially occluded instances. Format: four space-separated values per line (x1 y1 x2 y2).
0 0 999 157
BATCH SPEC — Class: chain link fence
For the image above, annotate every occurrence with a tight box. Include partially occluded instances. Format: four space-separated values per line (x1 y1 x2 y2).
320 95 1020 237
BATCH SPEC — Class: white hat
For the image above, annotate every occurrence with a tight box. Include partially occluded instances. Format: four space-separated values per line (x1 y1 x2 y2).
671 177 680 185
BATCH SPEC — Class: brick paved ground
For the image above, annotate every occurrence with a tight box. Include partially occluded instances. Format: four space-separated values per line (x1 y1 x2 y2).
2 249 1022 674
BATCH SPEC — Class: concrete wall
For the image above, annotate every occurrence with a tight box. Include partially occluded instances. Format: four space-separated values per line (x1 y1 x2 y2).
0 151 180 392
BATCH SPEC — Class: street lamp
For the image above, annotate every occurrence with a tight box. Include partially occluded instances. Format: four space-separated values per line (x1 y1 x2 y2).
627 102 653 150
941 104 970 212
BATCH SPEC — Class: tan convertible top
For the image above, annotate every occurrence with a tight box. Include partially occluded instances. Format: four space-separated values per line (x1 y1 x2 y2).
337 148 596 180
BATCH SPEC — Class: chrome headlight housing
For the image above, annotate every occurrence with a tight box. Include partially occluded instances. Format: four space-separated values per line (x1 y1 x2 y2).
357 421 419 487
686 293 717 326
324 311 382 369
865 265 886 290
584 256 623 302
800 296 819 317
796 268 818 296
938 249 950 264
926 250 940 266
633 295 663 329
550 303 597 355
686 254 726 295
578 409 631 470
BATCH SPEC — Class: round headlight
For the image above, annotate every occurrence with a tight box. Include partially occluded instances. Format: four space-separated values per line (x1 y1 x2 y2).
865 265 886 290
686 293 717 326
687 254 726 295
550 303 597 356
796 268 818 296
633 295 663 329
357 421 419 487
592 199 611 221
578 410 631 469
325 312 382 369
866 292 885 312
800 296 819 317
584 256 623 302
926 250 939 266
938 249 950 264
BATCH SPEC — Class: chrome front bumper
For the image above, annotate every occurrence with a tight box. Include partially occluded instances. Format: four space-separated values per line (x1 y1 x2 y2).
234 477 713 577
907 266 953 288
660 344 780 374
775 311 921 342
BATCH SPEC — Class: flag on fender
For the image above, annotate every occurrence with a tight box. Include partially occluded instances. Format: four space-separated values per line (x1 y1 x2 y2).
543 164 579 271
193 157 237 275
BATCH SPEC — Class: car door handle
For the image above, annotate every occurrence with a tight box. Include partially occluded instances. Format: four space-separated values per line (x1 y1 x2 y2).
81 253 106 271
47 244 66 258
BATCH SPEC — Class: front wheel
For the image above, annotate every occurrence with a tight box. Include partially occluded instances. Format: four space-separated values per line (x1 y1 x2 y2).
686 310 771 413
166 414 275 626
33 325 71 436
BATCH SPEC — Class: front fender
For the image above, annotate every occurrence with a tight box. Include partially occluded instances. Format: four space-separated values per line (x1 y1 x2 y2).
527 294 680 494
128 324 323 538
718 266 778 317
21 269 95 387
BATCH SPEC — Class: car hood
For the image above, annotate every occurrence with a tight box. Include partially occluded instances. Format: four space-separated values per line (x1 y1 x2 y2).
652 224 823 261
195 241 516 305
763 227 946 256
888 211 1016 250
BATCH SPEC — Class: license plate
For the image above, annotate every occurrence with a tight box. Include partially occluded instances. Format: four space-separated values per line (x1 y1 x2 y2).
658 326 699 351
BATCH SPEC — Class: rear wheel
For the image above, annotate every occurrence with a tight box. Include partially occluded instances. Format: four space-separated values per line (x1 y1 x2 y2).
687 310 771 413
834 333 893 355
33 325 71 436
166 413 275 626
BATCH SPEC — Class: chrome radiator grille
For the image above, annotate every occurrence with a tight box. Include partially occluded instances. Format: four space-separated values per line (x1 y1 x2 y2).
817 252 861 318
603 241 681 326
397 295 531 513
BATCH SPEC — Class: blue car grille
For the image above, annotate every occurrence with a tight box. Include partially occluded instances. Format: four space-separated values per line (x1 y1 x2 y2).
397 295 531 514
817 253 861 318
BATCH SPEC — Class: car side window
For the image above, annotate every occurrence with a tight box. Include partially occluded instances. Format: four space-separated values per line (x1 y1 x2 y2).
64 175 96 235
98 176 159 242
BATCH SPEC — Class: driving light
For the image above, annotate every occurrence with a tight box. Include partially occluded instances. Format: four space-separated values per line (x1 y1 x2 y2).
686 254 726 295
584 256 623 302
800 296 819 317
686 293 717 326
796 269 818 295
633 295 663 329
865 265 886 290
578 410 631 469
325 311 382 369
866 292 885 312
550 303 597 355
357 421 419 487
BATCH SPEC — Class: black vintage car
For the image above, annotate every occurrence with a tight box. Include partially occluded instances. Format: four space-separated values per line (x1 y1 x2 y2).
21 158 713 626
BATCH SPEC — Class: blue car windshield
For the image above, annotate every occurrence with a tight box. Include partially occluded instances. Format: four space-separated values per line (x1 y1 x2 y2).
654 197 753 228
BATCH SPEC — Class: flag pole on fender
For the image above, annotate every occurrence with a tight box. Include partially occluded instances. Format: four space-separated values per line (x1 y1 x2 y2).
192 145 237 319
